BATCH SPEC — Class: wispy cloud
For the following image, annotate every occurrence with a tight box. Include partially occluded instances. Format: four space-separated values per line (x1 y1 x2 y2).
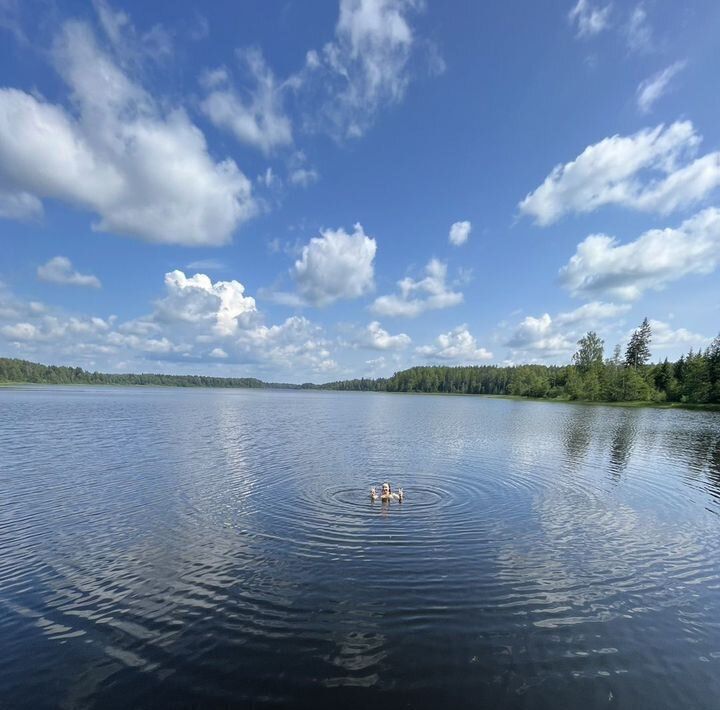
625 3 652 52
568 0 612 38
636 60 686 113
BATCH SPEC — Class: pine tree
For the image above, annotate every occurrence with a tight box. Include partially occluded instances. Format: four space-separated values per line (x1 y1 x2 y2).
625 317 652 368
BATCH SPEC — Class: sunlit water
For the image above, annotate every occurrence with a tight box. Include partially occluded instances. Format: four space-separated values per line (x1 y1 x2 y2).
1 387 720 709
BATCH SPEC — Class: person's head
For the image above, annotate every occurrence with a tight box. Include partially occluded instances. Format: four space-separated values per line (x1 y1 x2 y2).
382 482 390 495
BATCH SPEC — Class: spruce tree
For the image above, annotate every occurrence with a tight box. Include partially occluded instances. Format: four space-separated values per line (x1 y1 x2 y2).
625 317 652 368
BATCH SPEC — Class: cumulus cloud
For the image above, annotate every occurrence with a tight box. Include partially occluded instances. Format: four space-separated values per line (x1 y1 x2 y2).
506 313 575 357
568 0 611 38
506 301 629 359
238 315 336 372
37 256 101 288
0 271 337 378
0 20 255 245
292 224 377 306
371 258 463 317
642 319 710 351
637 61 686 113
519 121 720 225
200 48 293 154
559 208 720 301
154 270 257 336
449 220 471 246
417 325 492 362
355 321 411 350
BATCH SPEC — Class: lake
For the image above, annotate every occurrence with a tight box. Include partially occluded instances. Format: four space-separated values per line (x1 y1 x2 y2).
1 386 719 709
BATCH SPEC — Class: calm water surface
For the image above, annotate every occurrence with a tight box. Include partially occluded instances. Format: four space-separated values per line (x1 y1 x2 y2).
1 387 720 708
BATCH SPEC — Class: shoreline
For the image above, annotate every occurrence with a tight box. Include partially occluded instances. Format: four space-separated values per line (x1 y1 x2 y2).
3 381 719 412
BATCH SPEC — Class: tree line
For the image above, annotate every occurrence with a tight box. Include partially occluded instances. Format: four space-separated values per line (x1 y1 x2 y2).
321 319 720 405
0 358 299 390
2 318 719 405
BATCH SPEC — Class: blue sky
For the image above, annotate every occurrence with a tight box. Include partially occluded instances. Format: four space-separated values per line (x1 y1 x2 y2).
1 0 719 381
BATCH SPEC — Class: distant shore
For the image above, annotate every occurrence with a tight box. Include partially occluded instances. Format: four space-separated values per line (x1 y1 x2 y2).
3 379 719 412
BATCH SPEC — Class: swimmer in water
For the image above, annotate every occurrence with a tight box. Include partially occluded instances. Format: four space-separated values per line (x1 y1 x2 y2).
370 482 403 502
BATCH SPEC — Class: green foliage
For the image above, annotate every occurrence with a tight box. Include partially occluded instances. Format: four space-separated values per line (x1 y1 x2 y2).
572 331 604 373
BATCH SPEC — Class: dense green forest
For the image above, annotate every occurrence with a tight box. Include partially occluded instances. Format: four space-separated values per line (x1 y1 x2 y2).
322 319 720 406
0 358 299 390
2 319 719 406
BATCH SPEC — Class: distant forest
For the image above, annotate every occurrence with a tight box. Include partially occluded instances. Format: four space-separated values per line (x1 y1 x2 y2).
2 319 720 405
0 359 300 390
323 320 720 406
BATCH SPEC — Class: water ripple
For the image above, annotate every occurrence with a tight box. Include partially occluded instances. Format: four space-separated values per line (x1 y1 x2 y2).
1 388 720 708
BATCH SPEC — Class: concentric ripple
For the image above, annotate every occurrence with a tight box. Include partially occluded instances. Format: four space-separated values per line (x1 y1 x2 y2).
1 387 720 709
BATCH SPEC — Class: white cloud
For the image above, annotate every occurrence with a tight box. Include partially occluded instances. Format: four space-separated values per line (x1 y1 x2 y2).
568 0 611 38
298 0 426 139
200 0 435 146
200 48 293 154
506 313 575 357
637 61 686 113
185 259 225 271
289 167 319 187
285 151 319 188
356 321 411 350
625 3 652 52
0 20 255 246
644 319 710 351
505 301 629 359
371 258 463 317
449 220 471 246
37 256 101 288
0 190 42 220
560 208 720 301
1 322 40 340
0 272 337 379
555 300 630 325
238 315 336 373
417 325 493 362
154 270 257 336
292 224 377 306
93 0 172 64
519 121 720 225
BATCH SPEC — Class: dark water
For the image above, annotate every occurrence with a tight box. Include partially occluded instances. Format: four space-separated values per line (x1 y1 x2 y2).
1 387 720 709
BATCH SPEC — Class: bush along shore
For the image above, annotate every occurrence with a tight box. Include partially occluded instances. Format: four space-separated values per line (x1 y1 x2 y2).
2 319 719 407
